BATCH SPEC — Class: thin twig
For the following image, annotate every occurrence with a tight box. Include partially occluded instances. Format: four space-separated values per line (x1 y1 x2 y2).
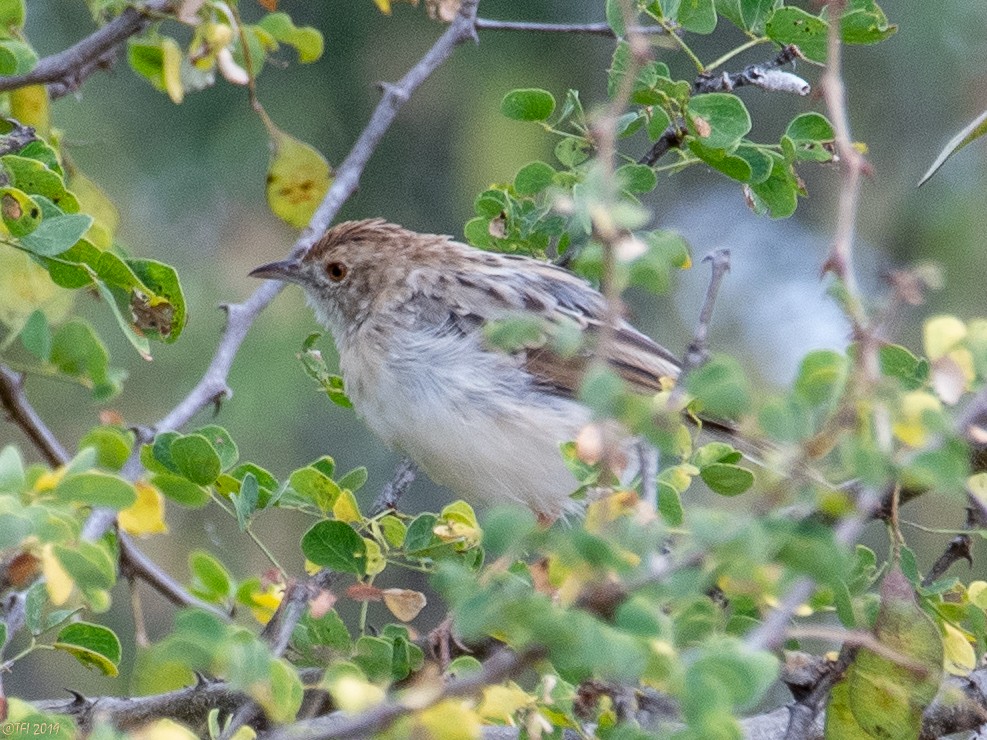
0 365 70 466
0 0 172 98
118 533 230 620
264 648 540 740
678 249 731 380
371 457 418 514
474 17 665 37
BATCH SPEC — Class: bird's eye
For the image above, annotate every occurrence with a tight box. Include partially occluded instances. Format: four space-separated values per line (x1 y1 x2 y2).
326 262 348 282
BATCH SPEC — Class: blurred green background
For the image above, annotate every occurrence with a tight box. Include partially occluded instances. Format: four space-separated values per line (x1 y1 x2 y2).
4 0 987 700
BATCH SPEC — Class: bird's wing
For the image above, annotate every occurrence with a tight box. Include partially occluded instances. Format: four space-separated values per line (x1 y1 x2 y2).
409 254 681 398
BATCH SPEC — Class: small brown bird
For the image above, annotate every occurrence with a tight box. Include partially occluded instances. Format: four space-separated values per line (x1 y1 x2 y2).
251 219 687 519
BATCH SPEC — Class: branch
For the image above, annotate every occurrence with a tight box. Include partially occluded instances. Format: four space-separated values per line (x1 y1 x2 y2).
474 17 664 37
0 1 172 98
694 45 809 95
33 677 251 733
118 532 230 620
0 365 70 466
639 46 807 167
263 648 539 740
152 0 481 437
678 249 731 379
371 457 418 514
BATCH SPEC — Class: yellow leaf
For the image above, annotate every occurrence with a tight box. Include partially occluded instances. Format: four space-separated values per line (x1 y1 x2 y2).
332 489 361 522
924 315 966 360
943 622 976 676
118 480 169 536
40 543 73 606
266 127 332 228
373 0 392 12
324 665 386 712
161 37 184 104
68 170 120 249
892 391 942 447
413 699 482 740
363 537 386 576
478 683 532 723
131 719 198 740
9 85 50 139
968 580 987 609
0 249 74 332
246 584 284 624
304 559 321 575
382 588 427 622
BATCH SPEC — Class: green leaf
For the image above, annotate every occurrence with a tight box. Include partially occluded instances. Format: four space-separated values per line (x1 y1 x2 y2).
0 445 25 492
616 163 658 194
94 279 152 361
301 520 366 575
128 259 188 342
605 0 627 36
53 471 136 508
629 229 691 294
170 434 222 486
18 213 92 256
827 566 942 739
232 472 260 531
841 0 896 46
689 140 753 182
54 622 122 676
0 0 26 30
501 88 556 122
352 635 393 683
740 0 773 31
337 466 368 493
0 39 34 75
290 466 342 512
765 7 829 63
189 550 233 602
679 0 717 34
195 424 239 471
879 344 929 390
1 155 79 211
647 107 672 140
128 36 183 102
748 154 800 218
151 472 210 507
685 355 752 419
919 109 987 186
19 309 50 360
0 187 41 236
657 482 684 525
257 12 324 62
404 513 439 554
687 93 751 150
794 350 848 406
700 463 754 495
734 144 773 183
78 426 134 470
514 161 556 195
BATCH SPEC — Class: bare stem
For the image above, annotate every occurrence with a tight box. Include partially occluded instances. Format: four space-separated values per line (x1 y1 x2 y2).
0 0 172 98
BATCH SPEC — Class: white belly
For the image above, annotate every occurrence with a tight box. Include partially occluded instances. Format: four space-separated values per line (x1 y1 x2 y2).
339 328 589 518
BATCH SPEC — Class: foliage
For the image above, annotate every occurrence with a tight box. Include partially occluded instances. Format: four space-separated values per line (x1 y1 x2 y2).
3 0 986 739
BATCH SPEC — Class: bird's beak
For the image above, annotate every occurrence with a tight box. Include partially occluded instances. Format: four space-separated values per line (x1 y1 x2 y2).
249 258 303 283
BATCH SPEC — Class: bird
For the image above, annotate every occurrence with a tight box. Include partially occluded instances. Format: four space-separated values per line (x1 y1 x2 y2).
250 218 697 520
